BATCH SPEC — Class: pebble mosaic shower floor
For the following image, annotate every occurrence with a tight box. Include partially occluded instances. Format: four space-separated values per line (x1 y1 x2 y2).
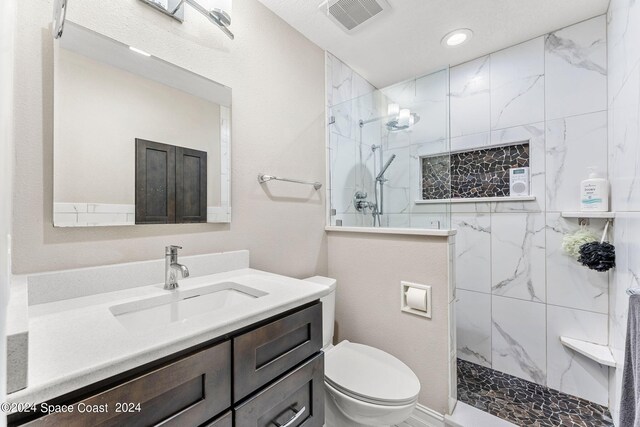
457 359 614 427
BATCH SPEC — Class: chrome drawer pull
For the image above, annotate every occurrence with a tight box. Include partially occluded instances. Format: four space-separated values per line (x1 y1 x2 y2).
274 405 306 427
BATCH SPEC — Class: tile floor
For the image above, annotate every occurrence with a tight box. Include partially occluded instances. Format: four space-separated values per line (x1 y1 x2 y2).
457 359 614 427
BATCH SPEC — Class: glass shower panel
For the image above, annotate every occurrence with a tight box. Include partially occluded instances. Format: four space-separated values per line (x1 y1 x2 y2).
328 67 451 230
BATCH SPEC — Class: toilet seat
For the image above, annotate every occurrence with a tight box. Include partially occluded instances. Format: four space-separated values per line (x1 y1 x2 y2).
325 341 420 406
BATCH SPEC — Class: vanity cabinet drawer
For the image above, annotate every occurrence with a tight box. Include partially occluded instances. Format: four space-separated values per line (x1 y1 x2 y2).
21 341 231 427
203 411 232 427
234 303 322 401
235 353 324 427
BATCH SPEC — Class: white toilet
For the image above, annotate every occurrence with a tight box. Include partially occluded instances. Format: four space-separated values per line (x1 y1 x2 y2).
304 276 421 427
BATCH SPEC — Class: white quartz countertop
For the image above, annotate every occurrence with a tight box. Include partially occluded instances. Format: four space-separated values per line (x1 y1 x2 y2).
7 268 328 406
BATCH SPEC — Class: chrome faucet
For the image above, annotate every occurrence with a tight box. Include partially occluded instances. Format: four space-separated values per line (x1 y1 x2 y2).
164 245 189 290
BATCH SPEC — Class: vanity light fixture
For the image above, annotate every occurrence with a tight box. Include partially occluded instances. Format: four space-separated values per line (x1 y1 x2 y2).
441 28 473 47
129 46 152 57
139 0 234 39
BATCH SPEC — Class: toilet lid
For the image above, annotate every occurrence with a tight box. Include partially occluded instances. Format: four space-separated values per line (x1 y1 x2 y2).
325 342 420 406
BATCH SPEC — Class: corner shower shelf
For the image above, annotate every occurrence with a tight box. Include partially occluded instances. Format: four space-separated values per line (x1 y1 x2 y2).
561 211 616 219
560 336 617 367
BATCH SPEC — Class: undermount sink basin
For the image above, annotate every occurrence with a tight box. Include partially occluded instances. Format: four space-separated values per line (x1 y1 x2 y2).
110 281 268 332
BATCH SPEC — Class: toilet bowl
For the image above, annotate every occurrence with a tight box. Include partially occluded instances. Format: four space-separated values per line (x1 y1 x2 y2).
303 277 421 427
324 340 420 426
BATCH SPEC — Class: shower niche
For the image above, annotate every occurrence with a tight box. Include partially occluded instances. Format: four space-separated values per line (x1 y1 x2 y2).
421 142 531 200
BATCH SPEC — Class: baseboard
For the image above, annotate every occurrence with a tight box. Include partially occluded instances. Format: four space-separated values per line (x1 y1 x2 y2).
405 403 445 427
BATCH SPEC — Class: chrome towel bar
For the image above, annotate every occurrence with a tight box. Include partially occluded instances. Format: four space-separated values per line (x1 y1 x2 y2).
258 174 322 190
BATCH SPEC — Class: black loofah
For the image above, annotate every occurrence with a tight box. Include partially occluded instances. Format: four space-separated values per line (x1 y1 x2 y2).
578 241 616 272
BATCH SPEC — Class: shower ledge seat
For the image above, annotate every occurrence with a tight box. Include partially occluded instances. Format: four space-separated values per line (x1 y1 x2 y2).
560 336 617 368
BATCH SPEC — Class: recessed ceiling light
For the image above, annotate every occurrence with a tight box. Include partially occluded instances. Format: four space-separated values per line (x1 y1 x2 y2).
129 46 151 57
441 29 473 47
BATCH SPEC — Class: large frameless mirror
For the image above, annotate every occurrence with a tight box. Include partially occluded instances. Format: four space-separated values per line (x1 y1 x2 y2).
53 21 231 227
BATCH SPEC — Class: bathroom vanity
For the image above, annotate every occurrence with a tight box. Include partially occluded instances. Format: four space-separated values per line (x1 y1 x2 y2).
6 250 327 427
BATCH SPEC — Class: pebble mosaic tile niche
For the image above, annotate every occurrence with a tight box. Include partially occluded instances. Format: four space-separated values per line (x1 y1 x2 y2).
421 143 529 200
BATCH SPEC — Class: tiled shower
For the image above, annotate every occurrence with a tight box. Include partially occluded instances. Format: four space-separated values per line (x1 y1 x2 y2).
325 8 640 423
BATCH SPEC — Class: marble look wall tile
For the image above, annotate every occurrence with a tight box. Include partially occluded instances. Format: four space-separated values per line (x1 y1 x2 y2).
545 213 609 313
492 296 546 385
355 142 377 198
545 111 608 212
608 0 640 105
545 16 607 121
327 52 377 140
451 214 491 293
329 134 357 214
490 123 545 213
491 213 546 303
381 78 416 109
607 2 640 419
450 132 490 153
410 213 450 229
609 214 640 361
382 145 411 214
450 56 491 138
490 37 545 130
456 289 492 367
546 305 609 405
610 62 640 212
412 70 449 144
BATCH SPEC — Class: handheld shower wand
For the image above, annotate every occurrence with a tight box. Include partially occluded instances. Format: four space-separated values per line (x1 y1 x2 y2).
376 154 396 181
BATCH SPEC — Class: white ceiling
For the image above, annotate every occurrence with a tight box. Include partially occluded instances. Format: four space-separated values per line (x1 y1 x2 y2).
257 0 610 88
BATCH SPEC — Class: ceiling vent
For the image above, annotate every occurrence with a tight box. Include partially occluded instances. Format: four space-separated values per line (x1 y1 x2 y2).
324 0 390 32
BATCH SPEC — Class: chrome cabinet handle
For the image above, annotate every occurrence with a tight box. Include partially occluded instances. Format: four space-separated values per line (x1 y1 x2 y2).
274 406 306 427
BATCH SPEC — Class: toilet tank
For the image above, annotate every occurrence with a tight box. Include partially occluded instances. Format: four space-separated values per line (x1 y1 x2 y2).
303 276 337 349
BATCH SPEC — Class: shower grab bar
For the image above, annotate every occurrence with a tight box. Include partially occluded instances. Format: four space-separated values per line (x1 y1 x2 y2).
258 174 322 190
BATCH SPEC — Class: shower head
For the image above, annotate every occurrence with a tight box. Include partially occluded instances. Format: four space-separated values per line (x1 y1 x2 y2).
376 154 396 181
386 113 420 131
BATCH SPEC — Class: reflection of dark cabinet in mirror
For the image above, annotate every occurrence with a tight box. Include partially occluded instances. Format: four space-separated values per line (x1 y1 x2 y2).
135 139 207 224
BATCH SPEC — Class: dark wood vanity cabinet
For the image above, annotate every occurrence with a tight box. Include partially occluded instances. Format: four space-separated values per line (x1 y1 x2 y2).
10 302 324 427
234 303 323 401
235 354 324 427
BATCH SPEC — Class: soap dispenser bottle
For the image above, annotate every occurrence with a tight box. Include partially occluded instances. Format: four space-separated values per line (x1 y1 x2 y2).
580 167 609 212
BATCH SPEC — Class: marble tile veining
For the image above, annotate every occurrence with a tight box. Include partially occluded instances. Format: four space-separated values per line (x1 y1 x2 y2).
491 213 546 303
490 37 545 130
456 289 492 367
545 111 608 212
450 56 491 138
607 1 640 421
545 16 607 121
609 61 640 212
452 213 491 293
491 296 546 385
545 305 609 405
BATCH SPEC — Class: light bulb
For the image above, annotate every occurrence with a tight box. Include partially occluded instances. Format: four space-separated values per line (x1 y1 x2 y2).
387 103 400 117
398 109 411 126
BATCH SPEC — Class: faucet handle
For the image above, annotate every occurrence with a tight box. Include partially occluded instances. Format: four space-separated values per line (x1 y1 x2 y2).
166 245 182 255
